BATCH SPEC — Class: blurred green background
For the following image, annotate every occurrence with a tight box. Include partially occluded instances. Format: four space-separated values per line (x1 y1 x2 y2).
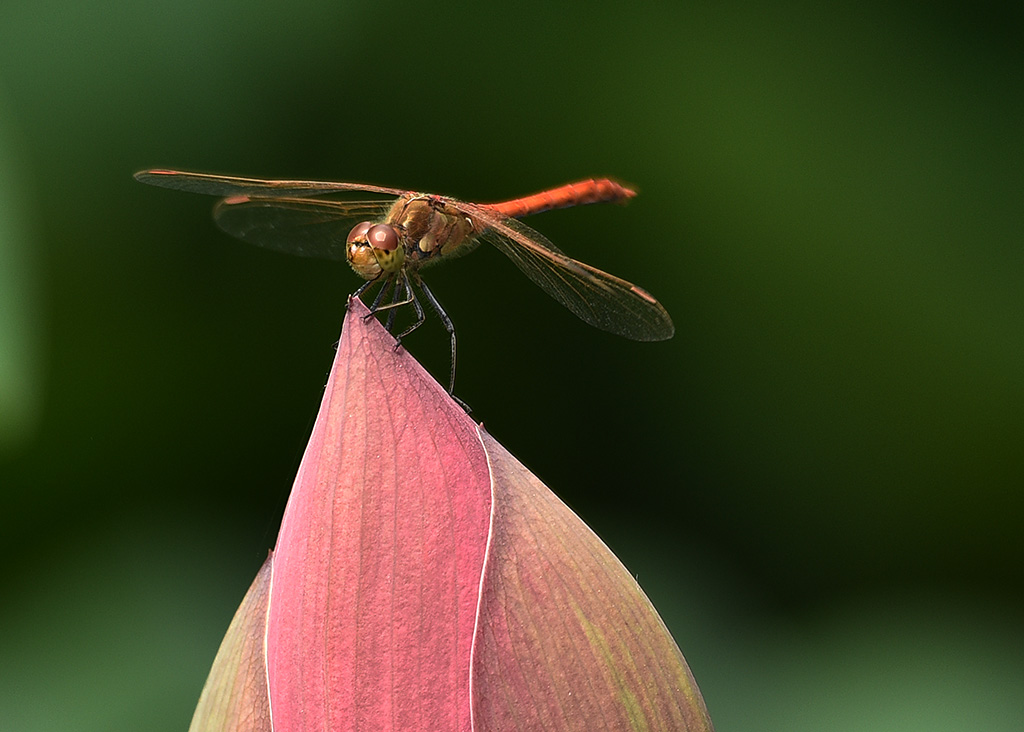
1 1 1022 730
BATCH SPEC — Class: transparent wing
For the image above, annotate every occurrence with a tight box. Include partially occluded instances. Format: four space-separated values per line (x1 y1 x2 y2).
134 169 410 198
464 204 674 341
210 196 392 260
136 169 674 339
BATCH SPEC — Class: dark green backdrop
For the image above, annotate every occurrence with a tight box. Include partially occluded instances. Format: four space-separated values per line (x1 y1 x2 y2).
1 2 1022 730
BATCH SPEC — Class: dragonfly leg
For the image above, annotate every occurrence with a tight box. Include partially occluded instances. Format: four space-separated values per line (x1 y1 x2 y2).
353 274 397 326
384 273 407 331
414 275 457 395
368 275 394 312
372 271 417 315
392 271 425 344
352 273 382 302
361 274 413 332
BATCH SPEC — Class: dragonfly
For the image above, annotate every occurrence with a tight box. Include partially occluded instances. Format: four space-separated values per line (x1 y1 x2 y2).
134 169 674 393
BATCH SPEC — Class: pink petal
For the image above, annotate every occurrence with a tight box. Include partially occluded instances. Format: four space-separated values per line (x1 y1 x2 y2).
472 428 714 732
188 554 273 732
192 296 711 732
265 298 492 732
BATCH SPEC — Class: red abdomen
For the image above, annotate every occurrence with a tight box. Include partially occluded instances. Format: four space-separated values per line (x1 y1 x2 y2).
487 179 636 219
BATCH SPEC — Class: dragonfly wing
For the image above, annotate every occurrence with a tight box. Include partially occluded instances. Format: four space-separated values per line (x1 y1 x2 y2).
212 197 390 260
134 169 410 198
478 212 675 341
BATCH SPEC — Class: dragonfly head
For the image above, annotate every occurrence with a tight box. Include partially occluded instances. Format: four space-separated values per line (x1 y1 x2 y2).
346 221 405 279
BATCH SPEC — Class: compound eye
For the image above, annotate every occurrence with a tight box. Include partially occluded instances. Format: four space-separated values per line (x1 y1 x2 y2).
367 224 400 252
346 221 373 244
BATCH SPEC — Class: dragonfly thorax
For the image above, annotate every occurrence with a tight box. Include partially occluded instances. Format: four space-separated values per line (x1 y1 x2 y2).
392 196 478 262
